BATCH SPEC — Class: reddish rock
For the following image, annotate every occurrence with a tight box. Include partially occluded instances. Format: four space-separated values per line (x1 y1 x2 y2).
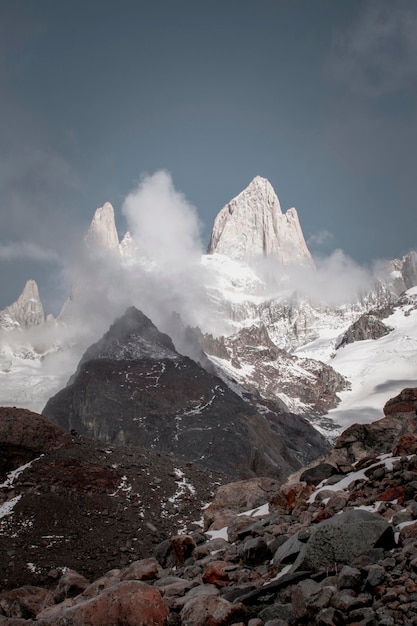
37 580 169 625
270 481 314 513
121 558 160 581
0 586 54 618
377 486 405 503
202 561 229 588
203 477 281 529
171 535 196 567
393 433 417 456
180 594 247 625
384 388 417 416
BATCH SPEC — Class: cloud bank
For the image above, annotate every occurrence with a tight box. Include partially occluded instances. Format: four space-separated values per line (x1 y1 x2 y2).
121 170 203 271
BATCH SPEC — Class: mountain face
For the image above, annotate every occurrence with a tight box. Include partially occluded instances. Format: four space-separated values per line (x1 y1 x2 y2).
207 176 314 267
43 307 329 480
1 175 417 438
201 324 348 422
84 202 120 251
0 280 44 329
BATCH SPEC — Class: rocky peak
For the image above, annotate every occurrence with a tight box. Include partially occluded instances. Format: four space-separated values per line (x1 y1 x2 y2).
207 176 314 267
79 306 178 363
85 202 120 251
119 231 138 259
0 279 44 329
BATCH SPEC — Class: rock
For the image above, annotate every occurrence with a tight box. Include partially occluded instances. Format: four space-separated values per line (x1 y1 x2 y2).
201 562 229 588
291 579 334 620
37 580 169 625
300 463 338 486
337 565 362 591
272 534 304 567
180 594 247 626
292 509 394 573
204 477 280 529
240 537 270 565
336 313 391 349
393 433 417 455
383 387 417 416
120 558 160 581
365 564 385 587
0 586 54 619
170 535 196 567
54 569 90 603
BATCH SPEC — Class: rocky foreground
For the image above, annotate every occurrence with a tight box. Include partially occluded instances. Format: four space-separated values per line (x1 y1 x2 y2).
1 389 417 624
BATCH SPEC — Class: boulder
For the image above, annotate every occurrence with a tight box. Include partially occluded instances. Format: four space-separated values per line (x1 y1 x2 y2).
37 580 168 625
292 510 394 573
180 594 247 626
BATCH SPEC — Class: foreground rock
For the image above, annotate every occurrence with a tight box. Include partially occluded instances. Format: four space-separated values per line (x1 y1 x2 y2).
3 388 417 625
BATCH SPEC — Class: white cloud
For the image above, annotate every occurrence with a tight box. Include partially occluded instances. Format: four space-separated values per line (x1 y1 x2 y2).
307 230 333 247
121 170 203 271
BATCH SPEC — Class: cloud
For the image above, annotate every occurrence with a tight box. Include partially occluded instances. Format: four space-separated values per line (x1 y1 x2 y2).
328 0 417 96
0 242 61 263
254 249 373 306
307 230 333 247
121 170 203 271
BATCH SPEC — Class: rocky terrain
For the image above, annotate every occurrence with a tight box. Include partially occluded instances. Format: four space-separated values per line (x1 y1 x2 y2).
1 389 417 624
43 307 329 479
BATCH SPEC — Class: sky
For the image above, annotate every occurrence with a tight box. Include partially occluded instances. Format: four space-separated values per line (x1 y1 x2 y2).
0 0 416 313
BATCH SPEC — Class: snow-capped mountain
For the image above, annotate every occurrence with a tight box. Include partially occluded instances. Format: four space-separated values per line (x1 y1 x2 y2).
0 176 416 439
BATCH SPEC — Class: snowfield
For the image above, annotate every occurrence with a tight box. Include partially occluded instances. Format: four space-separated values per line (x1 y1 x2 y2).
297 287 417 433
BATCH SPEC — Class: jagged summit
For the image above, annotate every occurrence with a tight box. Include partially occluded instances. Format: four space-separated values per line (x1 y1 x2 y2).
85 202 120 251
0 279 44 329
77 306 178 363
208 176 314 267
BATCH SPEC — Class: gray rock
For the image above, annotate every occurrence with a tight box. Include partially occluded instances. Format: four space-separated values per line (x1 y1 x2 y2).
365 564 385 587
272 533 304 567
241 537 270 565
292 509 394 573
337 565 362 590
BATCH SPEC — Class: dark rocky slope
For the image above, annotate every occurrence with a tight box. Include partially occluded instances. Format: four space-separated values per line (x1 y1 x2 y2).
0 406 230 592
2 389 417 625
43 307 329 480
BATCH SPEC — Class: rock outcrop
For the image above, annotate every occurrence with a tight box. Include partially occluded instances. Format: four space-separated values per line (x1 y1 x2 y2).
207 176 314 267
336 312 392 349
0 280 44 330
202 323 348 417
43 307 329 480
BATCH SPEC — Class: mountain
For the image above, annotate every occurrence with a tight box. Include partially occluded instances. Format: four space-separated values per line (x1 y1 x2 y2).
207 175 314 267
0 279 44 330
43 307 329 480
0 175 416 437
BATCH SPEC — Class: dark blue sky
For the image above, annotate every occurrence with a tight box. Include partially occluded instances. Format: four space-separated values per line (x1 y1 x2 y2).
0 0 416 312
